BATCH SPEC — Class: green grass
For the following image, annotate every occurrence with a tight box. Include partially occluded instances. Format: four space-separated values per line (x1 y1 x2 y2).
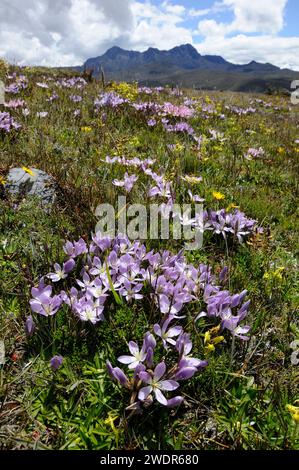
0 67 298 450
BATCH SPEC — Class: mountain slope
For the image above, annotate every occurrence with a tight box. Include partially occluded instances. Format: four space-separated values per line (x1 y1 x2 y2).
81 44 299 93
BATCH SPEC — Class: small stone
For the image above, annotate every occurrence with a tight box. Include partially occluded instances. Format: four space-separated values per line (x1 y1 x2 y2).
5 167 56 206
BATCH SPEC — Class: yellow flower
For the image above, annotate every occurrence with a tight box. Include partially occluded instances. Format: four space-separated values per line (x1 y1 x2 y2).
81 126 92 132
22 167 35 177
286 404 299 424
278 147 285 154
226 203 239 212
0 176 6 186
212 191 225 200
204 326 224 354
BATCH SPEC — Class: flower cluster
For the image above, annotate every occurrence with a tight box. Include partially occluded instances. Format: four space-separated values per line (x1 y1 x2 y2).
56 77 87 89
4 99 26 109
202 209 260 243
29 234 251 343
0 111 21 132
95 92 127 109
244 147 265 160
107 325 208 412
5 74 28 94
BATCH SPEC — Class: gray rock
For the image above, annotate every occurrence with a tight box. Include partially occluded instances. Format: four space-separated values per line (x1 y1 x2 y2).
5 167 56 205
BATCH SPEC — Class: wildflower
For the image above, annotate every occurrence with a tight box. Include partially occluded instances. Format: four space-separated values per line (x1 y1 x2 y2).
0 176 6 186
63 238 87 258
50 355 63 371
70 95 82 103
74 297 104 324
182 175 203 184
81 126 92 132
204 326 225 353
119 279 143 302
25 316 35 337
286 404 299 424
22 167 35 177
118 339 150 370
29 285 62 317
226 203 239 212
188 190 205 203
47 259 75 282
0 111 21 132
212 191 225 200
112 172 138 193
244 147 265 160
154 316 183 349
147 118 157 127
138 362 180 406
36 82 49 89
106 360 130 387
36 112 48 118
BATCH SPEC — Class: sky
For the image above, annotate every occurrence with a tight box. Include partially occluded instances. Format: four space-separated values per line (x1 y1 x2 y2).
0 0 298 70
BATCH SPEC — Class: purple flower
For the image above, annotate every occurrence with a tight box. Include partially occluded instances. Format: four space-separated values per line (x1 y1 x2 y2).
63 238 87 258
50 355 63 371
119 279 143 302
25 315 35 337
73 296 104 324
30 284 62 317
154 316 182 348
166 396 184 407
113 173 138 193
47 259 75 282
70 95 82 103
138 362 179 406
0 112 21 132
118 341 147 369
106 360 130 387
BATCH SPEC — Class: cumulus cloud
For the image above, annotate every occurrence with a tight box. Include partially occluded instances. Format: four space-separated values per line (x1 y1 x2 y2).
0 0 134 65
195 35 299 71
219 0 288 34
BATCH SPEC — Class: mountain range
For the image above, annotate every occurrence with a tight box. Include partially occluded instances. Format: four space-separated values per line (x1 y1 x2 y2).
80 44 299 93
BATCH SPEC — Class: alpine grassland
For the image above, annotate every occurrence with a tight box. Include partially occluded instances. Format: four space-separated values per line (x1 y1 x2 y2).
0 65 298 450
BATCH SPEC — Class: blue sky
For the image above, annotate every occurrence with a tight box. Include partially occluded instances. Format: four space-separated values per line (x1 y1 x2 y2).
0 0 298 69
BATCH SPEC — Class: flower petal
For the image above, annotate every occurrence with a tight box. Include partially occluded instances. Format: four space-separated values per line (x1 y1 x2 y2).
154 361 166 381
154 388 167 406
138 386 152 401
117 355 134 364
159 380 179 391
128 341 139 356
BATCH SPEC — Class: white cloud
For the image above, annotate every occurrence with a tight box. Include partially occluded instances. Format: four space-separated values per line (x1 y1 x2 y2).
197 19 231 38
189 8 211 17
130 1 192 51
198 0 288 35
195 35 299 71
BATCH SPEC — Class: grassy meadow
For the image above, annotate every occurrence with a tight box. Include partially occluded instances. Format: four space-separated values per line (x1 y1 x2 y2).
0 64 298 450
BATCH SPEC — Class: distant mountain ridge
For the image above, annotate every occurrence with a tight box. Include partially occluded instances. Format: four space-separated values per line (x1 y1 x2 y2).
81 44 299 93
